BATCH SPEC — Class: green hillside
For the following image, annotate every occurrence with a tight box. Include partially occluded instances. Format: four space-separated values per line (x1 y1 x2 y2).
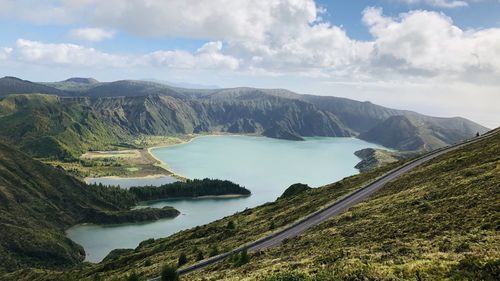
39 129 498 281
0 77 65 97
0 94 128 160
0 93 353 161
0 142 180 274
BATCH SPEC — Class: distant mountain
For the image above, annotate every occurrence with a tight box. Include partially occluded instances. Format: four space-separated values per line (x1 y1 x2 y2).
0 77 489 154
144 78 220 89
84 80 186 98
0 76 65 97
63 77 99 84
359 115 485 150
0 93 351 158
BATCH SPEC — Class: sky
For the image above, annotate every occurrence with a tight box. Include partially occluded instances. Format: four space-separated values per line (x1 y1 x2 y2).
0 0 499 127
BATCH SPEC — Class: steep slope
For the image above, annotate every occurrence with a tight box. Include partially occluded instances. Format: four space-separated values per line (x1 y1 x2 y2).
358 115 425 150
0 141 186 276
58 129 498 281
0 77 489 152
0 94 352 160
202 88 488 149
296 94 488 148
0 95 128 159
0 142 135 272
359 115 486 151
0 77 66 97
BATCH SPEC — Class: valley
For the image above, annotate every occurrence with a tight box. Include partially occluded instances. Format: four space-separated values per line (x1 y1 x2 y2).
1 2 498 280
0 76 496 281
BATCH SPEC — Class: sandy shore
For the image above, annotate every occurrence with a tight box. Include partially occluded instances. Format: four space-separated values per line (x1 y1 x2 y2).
87 133 259 182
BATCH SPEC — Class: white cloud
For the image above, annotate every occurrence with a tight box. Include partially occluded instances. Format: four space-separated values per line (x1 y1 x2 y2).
12 39 127 67
4 39 239 71
69 27 114 42
395 0 469 8
0 0 318 42
362 7 500 82
144 41 239 70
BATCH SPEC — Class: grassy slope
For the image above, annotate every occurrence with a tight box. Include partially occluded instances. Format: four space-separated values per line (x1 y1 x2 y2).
0 141 179 275
34 129 497 281
194 131 499 280
0 94 128 160
20 159 396 280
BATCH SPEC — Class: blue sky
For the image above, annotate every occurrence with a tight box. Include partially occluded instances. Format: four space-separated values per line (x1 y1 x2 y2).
0 0 499 127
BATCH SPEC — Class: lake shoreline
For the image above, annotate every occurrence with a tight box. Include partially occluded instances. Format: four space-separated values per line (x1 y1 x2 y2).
69 135 383 262
86 134 373 185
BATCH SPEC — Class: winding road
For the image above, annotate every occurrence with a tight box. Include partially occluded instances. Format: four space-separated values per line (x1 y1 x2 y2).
150 129 497 280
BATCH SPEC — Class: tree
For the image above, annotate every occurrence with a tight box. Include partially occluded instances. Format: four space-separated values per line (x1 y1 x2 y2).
160 265 179 281
178 252 188 267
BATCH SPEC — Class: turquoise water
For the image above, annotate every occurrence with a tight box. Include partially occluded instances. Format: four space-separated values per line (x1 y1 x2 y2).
67 136 382 262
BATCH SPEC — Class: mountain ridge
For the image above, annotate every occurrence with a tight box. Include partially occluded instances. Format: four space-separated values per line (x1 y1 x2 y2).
0 76 488 155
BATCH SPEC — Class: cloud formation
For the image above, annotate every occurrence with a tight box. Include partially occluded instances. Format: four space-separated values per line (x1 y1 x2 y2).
2 39 239 71
1 3 499 83
69 27 115 42
363 7 500 82
12 39 126 67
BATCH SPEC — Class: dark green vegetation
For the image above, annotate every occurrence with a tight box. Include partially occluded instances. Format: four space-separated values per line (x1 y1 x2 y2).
279 183 312 199
0 77 487 161
0 141 180 274
22 129 496 281
0 94 128 160
161 265 180 281
0 141 251 278
83 207 179 225
129 178 251 201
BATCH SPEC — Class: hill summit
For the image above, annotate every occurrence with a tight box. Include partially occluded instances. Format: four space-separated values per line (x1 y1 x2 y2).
63 77 99 84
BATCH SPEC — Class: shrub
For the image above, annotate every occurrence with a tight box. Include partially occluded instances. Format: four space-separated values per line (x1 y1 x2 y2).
209 245 219 257
178 252 188 267
195 250 204 261
227 220 236 230
127 271 140 281
160 265 179 281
